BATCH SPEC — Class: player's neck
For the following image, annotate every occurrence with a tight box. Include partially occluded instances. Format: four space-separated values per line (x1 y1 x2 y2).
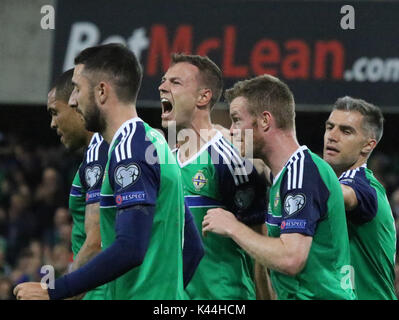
85 132 94 147
262 130 300 178
103 103 138 144
334 157 367 177
177 112 214 147
177 114 216 162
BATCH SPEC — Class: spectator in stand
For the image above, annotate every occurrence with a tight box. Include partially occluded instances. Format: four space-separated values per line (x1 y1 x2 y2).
51 244 73 278
44 207 72 248
6 193 37 266
34 167 68 240
9 248 42 286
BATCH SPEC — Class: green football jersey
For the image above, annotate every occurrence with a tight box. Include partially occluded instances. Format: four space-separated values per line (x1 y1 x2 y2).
68 133 108 300
339 164 397 300
267 146 356 300
177 132 267 300
99 118 185 300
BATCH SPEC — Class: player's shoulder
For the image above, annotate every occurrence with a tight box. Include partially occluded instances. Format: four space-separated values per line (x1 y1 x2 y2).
95 133 109 151
281 146 338 193
209 131 245 165
338 164 367 183
341 165 387 196
83 133 108 162
283 146 313 189
89 132 104 147
110 118 147 162
108 118 170 173
209 132 252 184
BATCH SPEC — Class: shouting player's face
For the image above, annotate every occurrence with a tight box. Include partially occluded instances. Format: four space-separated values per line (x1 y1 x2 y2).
159 62 203 129
323 109 372 174
47 88 87 151
70 64 106 134
229 96 263 159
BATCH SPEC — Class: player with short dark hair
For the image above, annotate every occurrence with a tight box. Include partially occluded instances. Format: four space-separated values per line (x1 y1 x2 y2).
49 68 109 300
14 44 203 300
169 53 223 110
159 53 268 300
203 74 356 300
324 96 397 300
73 44 142 104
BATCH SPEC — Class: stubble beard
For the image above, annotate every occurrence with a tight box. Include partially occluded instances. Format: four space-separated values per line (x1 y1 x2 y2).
84 92 106 134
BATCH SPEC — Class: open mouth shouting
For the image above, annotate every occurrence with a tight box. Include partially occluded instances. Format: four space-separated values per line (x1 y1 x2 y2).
161 97 174 120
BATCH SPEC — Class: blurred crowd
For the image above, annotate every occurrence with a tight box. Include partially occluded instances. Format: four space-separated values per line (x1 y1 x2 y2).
0 133 79 299
0 131 398 300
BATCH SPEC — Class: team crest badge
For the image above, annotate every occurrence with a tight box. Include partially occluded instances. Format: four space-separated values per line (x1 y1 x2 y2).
85 165 102 188
115 163 141 189
234 186 255 210
192 171 207 190
284 193 306 216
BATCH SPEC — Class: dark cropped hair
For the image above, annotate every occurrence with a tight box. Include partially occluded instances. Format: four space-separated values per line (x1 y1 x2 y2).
74 43 143 103
171 53 223 109
54 68 74 103
333 96 384 142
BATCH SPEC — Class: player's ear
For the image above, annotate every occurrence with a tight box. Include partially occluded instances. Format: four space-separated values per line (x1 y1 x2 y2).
96 82 109 104
362 138 377 155
197 88 212 108
260 111 272 132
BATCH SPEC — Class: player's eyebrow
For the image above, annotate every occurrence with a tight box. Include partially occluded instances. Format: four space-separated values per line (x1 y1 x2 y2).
162 76 182 82
339 124 356 133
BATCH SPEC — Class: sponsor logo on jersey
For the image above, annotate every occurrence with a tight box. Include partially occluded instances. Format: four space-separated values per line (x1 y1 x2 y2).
115 163 141 189
85 165 102 188
192 171 207 190
115 191 146 206
86 191 101 202
281 219 307 230
284 193 306 216
116 195 123 205
234 186 255 210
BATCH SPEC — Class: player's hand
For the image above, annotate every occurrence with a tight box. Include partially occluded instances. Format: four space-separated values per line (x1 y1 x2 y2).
13 282 50 300
202 208 239 237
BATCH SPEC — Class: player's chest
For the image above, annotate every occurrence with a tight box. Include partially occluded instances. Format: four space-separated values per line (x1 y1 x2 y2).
180 163 219 198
